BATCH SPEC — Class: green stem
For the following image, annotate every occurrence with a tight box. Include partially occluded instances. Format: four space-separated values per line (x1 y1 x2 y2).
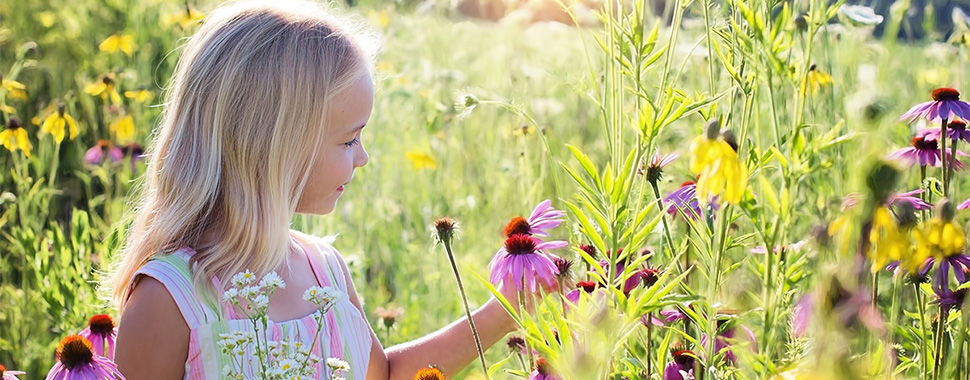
917 282 930 379
443 239 490 380
941 118 950 197
650 180 682 273
935 306 949 380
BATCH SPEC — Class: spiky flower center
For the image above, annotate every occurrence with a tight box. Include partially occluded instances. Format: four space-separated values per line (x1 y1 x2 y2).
433 217 458 243
673 350 695 367
6 116 22 130
679 180 696 188
950 120 967 131
88 314 115 336
554 258 573 279
912 136 939 150
536 358 553 375
0 363 5 376
506 336 526 352
576 281 598 293
413 367 446 380
504 234 537 256
640 268 661 287
932 87 961 101
504 216 532 237
57 335 94 369
578 244 597 257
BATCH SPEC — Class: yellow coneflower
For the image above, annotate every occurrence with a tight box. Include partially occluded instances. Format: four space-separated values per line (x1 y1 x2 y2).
41 104 79 144
689 121 748 204
123 89 153 103
110 115 135 144
913 203 965 263
801 64 833 96
406 151 437 170
1 77 27 101
166 7 206 29
0 117 31 157
84 75 122 105
98 33 135 56
867 206 912 273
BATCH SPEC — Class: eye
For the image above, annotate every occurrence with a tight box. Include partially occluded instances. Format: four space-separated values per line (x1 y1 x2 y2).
343 137 360 148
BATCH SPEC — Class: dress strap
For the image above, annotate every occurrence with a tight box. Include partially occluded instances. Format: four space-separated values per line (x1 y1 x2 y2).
292 231 348 293
129 249 224 329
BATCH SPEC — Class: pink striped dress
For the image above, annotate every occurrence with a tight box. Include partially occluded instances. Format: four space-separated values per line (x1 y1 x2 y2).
129 232 372 379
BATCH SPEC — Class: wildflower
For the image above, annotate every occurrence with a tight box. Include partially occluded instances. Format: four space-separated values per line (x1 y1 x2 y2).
700 320 758 364
577 243 597 258
868 206 913 273
0 117 31 157
504 200 566 238
528 358 561 380
887 189 932 214
0 364 25 380
923 120 970 143
45 335 124 380
838 5 884 26
431 217 459 246
933 287 968 310
455 93 479 119
374 306 404 329
900 87 970 123
512 122 537 137
405 151 437 170
664 180 717 220
913 199 965 263
821 278 885 334
167 7 206 29
124 143 145 173
564 280 599 303
488 234 566 292
1 77 26 101
801 64 834 95
231 270 257 287
644 152 678 183
84 75 122 105
110 115 135 144
78 315 117 360
123 89 153 103
98 34 135 56
506 336 528 354
84 140 124 166
887 134 965 168
663 349 696 380
413 366 446 380
791 295 813 337
326 357 350 372
258 271 285 291
41 104 79 144
553 258 573 282
302 286 343 308
689 122 747 204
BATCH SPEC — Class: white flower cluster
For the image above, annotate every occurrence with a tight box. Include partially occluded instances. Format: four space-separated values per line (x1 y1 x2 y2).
224 271 286 317
218 270 345 380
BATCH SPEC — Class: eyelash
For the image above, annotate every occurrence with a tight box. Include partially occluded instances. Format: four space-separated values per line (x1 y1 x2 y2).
343 137 360 148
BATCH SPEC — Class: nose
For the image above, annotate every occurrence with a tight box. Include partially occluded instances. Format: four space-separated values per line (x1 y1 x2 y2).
354 145 369 168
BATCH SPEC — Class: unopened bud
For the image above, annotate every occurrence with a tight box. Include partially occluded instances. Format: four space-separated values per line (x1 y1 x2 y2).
705 119 720 140
936 198 955 222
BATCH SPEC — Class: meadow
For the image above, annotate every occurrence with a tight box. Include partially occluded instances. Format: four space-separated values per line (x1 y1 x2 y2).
3 0 970 379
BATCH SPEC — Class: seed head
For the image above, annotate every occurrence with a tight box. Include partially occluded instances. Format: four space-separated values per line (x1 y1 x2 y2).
535 358 555 376
6 116 21 130
936 198 956 222
504 234 537 256
578 243 597 258
413 366 446 380
576 281 598 293
932 87 961 102
950 120 967 131
705 119 720 140
432 217 459 246
87 314 115 336
504 216 531 237
553 258 574 281
56 335 94 369
506 336 526 353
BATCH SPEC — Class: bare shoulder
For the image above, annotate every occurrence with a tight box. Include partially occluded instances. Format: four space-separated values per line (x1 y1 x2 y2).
115 275 189 380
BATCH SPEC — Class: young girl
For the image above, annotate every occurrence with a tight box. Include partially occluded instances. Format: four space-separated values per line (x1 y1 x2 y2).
107 1 522 378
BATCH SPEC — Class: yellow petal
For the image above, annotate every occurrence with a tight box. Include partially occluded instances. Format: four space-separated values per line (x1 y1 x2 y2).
124 90 153 103
120 35 135 56
114 115 135 143
15 128 31 157
41 114 56 133
0 104 15 114
84 82 106 96
109 89 122 106
50 118 65 143
99 35 120 53
0 129 15 152
36 11 56 28
3 80 27 101
66 114 79 140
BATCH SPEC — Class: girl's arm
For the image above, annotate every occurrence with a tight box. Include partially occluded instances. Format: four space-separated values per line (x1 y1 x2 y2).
114 277 191 380
332 255 519 380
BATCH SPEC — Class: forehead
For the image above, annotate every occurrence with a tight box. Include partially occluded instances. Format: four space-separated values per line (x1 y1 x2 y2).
328 74 374 133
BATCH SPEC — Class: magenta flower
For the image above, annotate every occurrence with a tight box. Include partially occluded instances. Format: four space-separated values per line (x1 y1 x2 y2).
792 294 813 337
664 181 719 220
959 197 970 211
528 358 561 380
1 365 26 380
921 120 970 143
504 200 565 238
45 335 125 380
644 152 678 183
564 280 598 304
489 234 566 292
700 323 758 364
900 87 970 123
77 315 117 360
663 349 696 380
887 135 966 168
83 140 123 166
930 253 970 293
888 189 932 212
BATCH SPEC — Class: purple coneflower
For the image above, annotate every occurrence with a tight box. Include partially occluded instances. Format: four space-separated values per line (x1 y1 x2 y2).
663 349 696 380
887 135 966 168
644 153 678 183
665 181 719 220
1 364 25 380
489 234 566 292
888 189 932 213
900 87 970 123
930 253 970 293
933 287 968 310
922 120 970 143
503 200 565 238
83 140 123 166
564 280 598 304
528 358 561 380
700 322 758 364
78 315 117 360
45 335 125 380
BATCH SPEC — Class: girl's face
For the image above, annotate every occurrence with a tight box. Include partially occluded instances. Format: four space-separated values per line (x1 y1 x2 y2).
296 73 373 215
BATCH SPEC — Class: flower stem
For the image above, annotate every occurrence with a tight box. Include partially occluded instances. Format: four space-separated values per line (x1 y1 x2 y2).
650 180 682 274
922 166 929 222
942 117 950 197
935 306 949 380
917 282 930 379
518 288 536 370
948 137 960 197
442 239 490 380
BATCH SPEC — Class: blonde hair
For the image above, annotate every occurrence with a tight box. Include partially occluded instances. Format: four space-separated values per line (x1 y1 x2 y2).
106 0 378 311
